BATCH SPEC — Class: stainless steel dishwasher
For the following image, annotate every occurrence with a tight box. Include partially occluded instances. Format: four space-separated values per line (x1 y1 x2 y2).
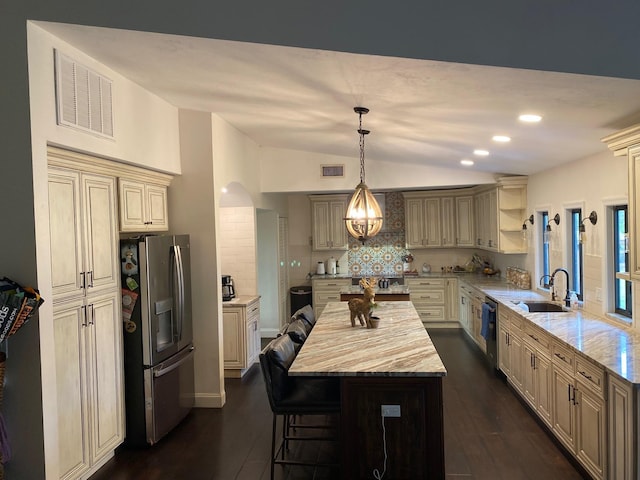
484 297 498 371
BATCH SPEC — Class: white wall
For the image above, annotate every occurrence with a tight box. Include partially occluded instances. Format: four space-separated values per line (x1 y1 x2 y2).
27 23 183 478
525 149 628 318
220 207 258 296
257 209 280 336
260 146 497 193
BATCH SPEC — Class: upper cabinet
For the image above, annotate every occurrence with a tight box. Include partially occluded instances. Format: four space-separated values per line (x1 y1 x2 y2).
310 194 349 250
474 177 528 254
48 167 120 302
404 191 476 249
603 126 640 278
119 179 169 232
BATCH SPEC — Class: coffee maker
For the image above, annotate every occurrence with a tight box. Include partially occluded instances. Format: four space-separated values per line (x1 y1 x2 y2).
222 275 236 301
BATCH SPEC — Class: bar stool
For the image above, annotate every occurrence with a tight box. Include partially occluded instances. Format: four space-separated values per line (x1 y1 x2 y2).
285 319 308 350
259 335 340 479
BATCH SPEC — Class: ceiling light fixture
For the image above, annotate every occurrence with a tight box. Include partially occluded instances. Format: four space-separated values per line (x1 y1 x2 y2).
492 135 511 143
344 106 383 244
473 149 489 156
519 114 542 123
460 159 474 166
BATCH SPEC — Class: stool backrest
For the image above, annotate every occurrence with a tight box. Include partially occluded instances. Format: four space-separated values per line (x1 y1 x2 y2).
286 319 308 346
259 335 297 408
293 304 315 333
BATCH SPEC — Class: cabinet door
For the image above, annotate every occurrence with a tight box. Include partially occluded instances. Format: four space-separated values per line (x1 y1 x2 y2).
424 198 442 247
497 312 510 376
575 385 606 479
455 195 474 247
405 198 425 248
441 197 456 247
83 173 119 294
146 184 169 231
630 147 640 278
329 199 348 249
246 318 259 367
223 308 245 368
87 293 124 463
54 299 90 480
509 326 524 393
608 375 633 480
522 342 536 408
118 179 146 231
445 279 458 321
487 189 499 250
49 168 84 300
552 367 576 452
312 200 332 250
535 353 553 427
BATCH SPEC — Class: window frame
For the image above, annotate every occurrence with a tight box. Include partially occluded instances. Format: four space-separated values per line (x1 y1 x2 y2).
570 208 584 301
540 210 550 288
613 205 632 318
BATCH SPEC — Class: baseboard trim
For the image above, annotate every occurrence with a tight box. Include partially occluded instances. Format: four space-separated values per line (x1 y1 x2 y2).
195 391 226 408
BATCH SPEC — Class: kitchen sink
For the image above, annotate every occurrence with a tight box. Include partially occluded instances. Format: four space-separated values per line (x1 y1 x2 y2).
521 301 569 313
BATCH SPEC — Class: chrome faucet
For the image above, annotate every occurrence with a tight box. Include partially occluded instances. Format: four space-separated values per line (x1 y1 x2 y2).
550 268 571 307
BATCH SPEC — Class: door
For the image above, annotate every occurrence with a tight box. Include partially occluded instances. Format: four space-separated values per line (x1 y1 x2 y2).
552 367 576 451
575 385 606 478
144 345 195 444
536 353 553 427
522 342 536 408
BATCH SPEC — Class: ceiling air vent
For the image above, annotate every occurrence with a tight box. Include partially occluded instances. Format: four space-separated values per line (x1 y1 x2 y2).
54 50 114 138
321 165 344 177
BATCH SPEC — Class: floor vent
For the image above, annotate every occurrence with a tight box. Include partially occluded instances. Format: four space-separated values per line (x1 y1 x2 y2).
54 50 114 138
321 165 344 177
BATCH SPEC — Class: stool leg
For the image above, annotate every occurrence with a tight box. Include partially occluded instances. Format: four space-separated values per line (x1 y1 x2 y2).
270 413 277 480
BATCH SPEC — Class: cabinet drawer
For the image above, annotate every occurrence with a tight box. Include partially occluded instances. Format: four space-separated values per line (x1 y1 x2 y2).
417 306 446 323
551 342 575 372
508 311 524 330
575 355 604 396
406 278 446 288
411 290 445 305
524 324 551 354
247 302 260 322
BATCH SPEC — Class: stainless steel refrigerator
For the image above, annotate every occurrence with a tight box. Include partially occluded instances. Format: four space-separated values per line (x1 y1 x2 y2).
120 234 195 446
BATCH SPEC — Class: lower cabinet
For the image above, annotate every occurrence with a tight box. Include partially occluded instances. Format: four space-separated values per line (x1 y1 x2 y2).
223 297 261 378
312 278 350 318
405 278 447 325
53 292 124 480
608 375 634 480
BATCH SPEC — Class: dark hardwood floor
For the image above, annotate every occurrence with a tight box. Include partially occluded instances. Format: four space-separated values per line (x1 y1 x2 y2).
90 329 587 480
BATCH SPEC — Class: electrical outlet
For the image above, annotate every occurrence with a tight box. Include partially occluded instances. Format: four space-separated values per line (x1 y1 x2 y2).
595 287 602 301
381 404 401 418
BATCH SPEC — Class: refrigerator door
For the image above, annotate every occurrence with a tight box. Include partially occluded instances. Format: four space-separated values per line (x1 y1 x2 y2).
140 235 193 366
143 344 195 445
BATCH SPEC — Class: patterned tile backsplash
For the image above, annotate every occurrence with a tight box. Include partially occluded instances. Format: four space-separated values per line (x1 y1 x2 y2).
348 192 409 277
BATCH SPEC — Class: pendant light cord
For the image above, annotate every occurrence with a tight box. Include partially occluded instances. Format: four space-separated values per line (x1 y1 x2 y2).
359 111 366 184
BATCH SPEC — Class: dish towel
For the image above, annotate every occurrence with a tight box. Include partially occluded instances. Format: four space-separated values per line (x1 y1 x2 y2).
481 302 496 340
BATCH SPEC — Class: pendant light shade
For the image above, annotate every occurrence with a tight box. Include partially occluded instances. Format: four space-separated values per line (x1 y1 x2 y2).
345 107 383 243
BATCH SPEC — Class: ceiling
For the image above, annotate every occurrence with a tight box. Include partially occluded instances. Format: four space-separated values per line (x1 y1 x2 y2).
38 21 640 177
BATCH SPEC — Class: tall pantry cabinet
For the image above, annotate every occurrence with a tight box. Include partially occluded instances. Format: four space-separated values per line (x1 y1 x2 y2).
47 147 124 480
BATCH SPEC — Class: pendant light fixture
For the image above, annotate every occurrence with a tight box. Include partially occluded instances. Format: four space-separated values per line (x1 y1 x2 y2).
344 106 383 243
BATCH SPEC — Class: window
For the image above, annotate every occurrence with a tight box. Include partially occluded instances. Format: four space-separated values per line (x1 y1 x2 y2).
570 209 584 300
613 205 631 318
540 211 550 285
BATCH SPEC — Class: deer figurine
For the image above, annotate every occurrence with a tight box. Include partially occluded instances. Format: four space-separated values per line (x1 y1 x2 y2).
348 277 376 328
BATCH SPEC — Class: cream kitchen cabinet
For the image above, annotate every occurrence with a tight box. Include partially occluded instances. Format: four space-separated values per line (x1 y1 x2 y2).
607 375 634 480
445 278 458 322
405 277 446 325
459 283 473 334
455 195 475 247
521 324 553 427
312 278 350 317
497 307 524 394
223 296 261 378
48 167 120 303
118 178 169 232
310 194 349 250
405 195 442 248
53 293 124 480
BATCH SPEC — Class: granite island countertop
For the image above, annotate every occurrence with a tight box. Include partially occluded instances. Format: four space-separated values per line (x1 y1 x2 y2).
339 285 410 295
459 274 640 385
289 301 446 378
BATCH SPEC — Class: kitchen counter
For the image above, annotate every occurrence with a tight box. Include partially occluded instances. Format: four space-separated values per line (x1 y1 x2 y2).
289 301 446 377
221 295 260 307
459 274 640 384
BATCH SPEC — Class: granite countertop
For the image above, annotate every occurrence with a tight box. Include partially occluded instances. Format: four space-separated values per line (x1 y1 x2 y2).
288 301 446 378
460 275 640 385
221 295 260 307
339 286 410 295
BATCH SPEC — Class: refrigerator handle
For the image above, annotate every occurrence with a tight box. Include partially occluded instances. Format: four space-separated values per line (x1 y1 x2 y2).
173 245 185 342
154 345 194 378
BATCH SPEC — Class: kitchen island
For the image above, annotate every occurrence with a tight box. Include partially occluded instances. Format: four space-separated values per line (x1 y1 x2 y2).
289 301 446 479
338 284 410 302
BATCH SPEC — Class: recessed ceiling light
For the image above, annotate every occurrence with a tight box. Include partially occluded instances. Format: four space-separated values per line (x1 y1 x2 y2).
473 149 489 156
460 159 474 166
492 135 511 143
519 114 542 123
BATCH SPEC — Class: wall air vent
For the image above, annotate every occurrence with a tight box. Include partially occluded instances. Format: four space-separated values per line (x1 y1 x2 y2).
321 165 344 177
54 50 114 138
